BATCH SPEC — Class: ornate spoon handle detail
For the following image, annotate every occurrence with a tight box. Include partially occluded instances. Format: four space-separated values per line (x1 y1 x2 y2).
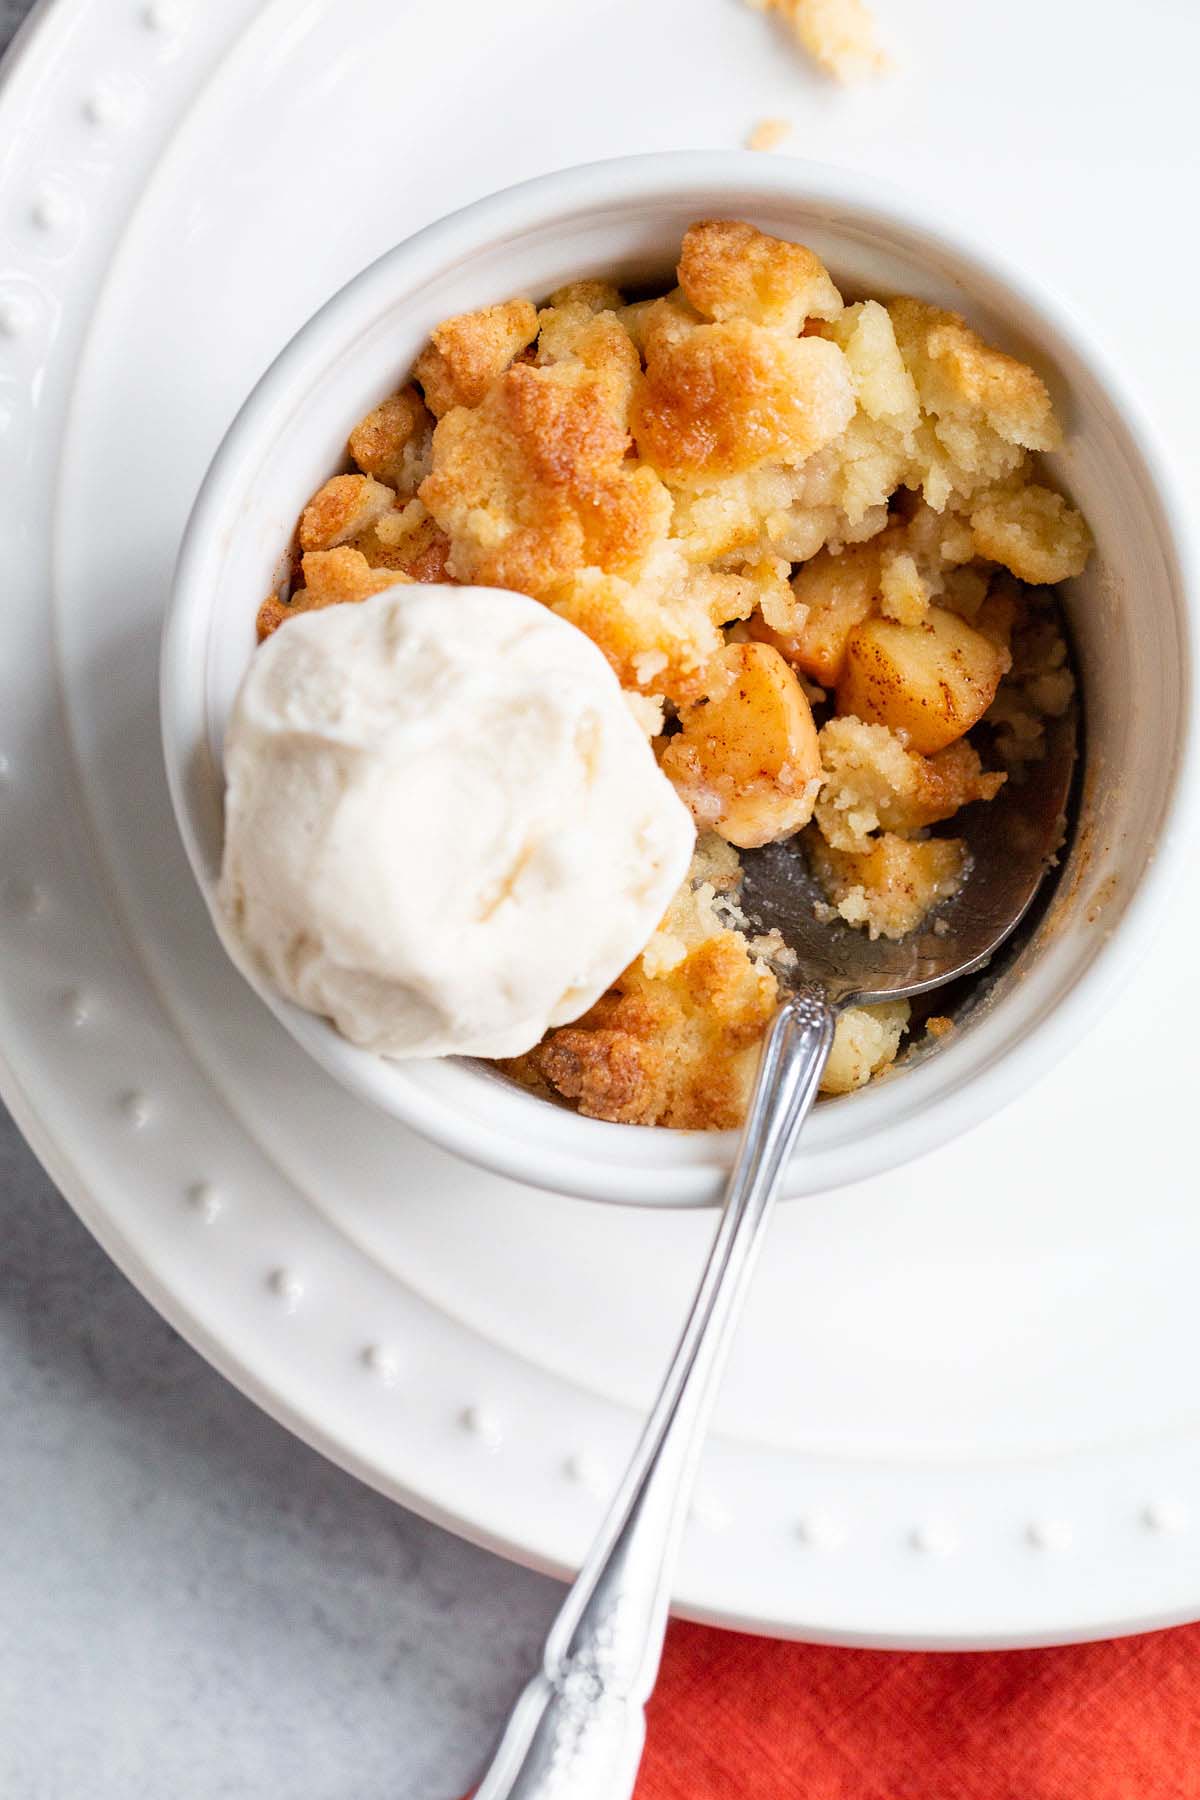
474 985 836 1800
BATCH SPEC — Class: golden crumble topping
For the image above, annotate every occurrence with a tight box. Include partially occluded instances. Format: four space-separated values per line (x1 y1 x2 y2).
299 473 396 552
262 219 1089 1126
346 384 431 492
412 298 539 416
632 320 854 485
255 548 411 638
420 362 671 595
678 219 843 333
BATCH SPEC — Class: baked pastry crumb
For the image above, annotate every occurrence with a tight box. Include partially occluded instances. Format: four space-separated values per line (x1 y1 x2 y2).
815 717 1005 855
808 830 968 940
747 117 793 152
747 0 888 83
346 385 431 493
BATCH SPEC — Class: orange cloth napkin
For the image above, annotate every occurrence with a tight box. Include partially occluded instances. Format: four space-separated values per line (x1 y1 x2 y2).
630 1618 1200 1798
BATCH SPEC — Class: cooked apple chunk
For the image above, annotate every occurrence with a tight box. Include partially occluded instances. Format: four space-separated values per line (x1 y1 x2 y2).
660 642 821 847
837 607 1011 754
754 539 880 684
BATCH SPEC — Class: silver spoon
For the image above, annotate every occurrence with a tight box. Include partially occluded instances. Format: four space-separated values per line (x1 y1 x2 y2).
474 709 1077 1800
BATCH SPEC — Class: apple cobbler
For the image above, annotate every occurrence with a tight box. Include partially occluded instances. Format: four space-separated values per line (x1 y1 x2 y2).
260 219 1089 1130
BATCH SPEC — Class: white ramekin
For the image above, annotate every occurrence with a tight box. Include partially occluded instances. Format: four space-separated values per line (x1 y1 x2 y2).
161 151 1198 1208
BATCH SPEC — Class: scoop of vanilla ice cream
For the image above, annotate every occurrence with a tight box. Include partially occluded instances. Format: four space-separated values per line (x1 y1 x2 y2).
218 585 696 1059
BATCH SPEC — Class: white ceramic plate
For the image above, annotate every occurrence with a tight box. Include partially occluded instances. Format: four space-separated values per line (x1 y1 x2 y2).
3 0 1200 1648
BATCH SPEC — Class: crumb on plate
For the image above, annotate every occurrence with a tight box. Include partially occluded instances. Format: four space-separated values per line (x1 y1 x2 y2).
747 117 793 151
747 0 888 83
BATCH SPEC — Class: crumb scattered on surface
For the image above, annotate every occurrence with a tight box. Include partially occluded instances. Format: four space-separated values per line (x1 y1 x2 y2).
748 0 888 82
748 117 793 151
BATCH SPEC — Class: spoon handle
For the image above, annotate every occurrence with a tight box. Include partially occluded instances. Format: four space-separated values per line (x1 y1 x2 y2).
473 984 836 1800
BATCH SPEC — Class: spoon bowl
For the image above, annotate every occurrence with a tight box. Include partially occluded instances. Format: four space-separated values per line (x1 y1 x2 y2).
740 709 1079 1010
